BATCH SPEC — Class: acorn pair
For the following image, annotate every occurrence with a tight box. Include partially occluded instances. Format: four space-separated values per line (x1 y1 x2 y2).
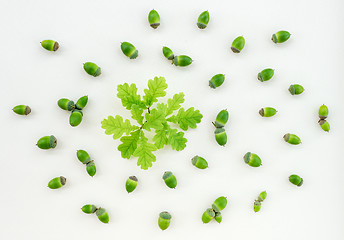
76 150 96 177
202 196 227 223
253 191 267 212
162 46 192 67
57 96 88 127
213 110 229 146
81 204 109 223
318 105 330 132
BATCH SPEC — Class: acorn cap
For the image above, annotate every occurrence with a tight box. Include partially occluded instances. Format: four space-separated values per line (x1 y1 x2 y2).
159 211 172 220
129 176 138 182
162 171 173 180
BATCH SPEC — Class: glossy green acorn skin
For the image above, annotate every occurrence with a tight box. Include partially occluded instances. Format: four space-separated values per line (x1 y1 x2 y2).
121 42 138 59
288 84 304 95
254 200 261 212
258 68 274 82
197 11 209 29
283 133 301 145
289 174 303 187
319 119 330 132
202 208 215 223
82 204 97 214
243 152 262 167
41 40 59 51
214 212 222 223
126 176 138 193
57 98 75 111
37 135 57 149
162 46 174 60
209 74 225 89
231 36 245 53
258 191 267 202
191 155 208 169
148 10 160 29
163 171 177 188
214 128 227 146
272 31 291 43
213 196 227 212
259 107 277 117
173 55 192 67
48 176 66 189
75 96 88 110
13 105 31 115
70 109 83 127
86 161 96 177
158 211 171 230
83 62 101 77
96 208 109 223
319 105 329 120
214 109 229 128
77 150 91 164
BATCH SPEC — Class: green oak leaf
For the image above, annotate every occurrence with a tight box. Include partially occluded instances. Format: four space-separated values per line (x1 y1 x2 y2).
117 83 145 110
143 108 166 130
167 107 203 131
117 130 141 159
153 123 170 149
133 134 157 170
101 115 139 139
166 92 185 116
131 104 144 125
167 128 187 151
143 77 168 107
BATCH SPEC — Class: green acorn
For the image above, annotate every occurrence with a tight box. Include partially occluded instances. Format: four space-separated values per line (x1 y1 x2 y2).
212 196 227 212
86 161 96 177
213 109 229 128
243 152 262 167
254 200 261 212
191 155 208 169
173 55 192 67
69 109 83 127
12 105 31 115
258 191 267 202
37 135 57 149
318 119 330 132
197 11 209 29
121 42 138 59
214 128 227 146
258 68 274 82
288 84 304 95
81 204 97 214
77 150 91 164
272 30 291 44
57 98 75 111
41 40 59 51
125 176 138 193
319 104 329 120
283 133 301 145
148 9 160 29
202 208 215 223
83 62 101 77
48 176 66 189
158 211 171 230
289 174 303 187
214 212 222 223
209 74 225 89
231 36 245 53
162 46 174 60
75 96 88 110
259 107 277 117
163 171 177 189
95 208 109 223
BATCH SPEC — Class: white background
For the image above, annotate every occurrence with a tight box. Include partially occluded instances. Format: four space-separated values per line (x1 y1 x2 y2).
1 0 344 239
